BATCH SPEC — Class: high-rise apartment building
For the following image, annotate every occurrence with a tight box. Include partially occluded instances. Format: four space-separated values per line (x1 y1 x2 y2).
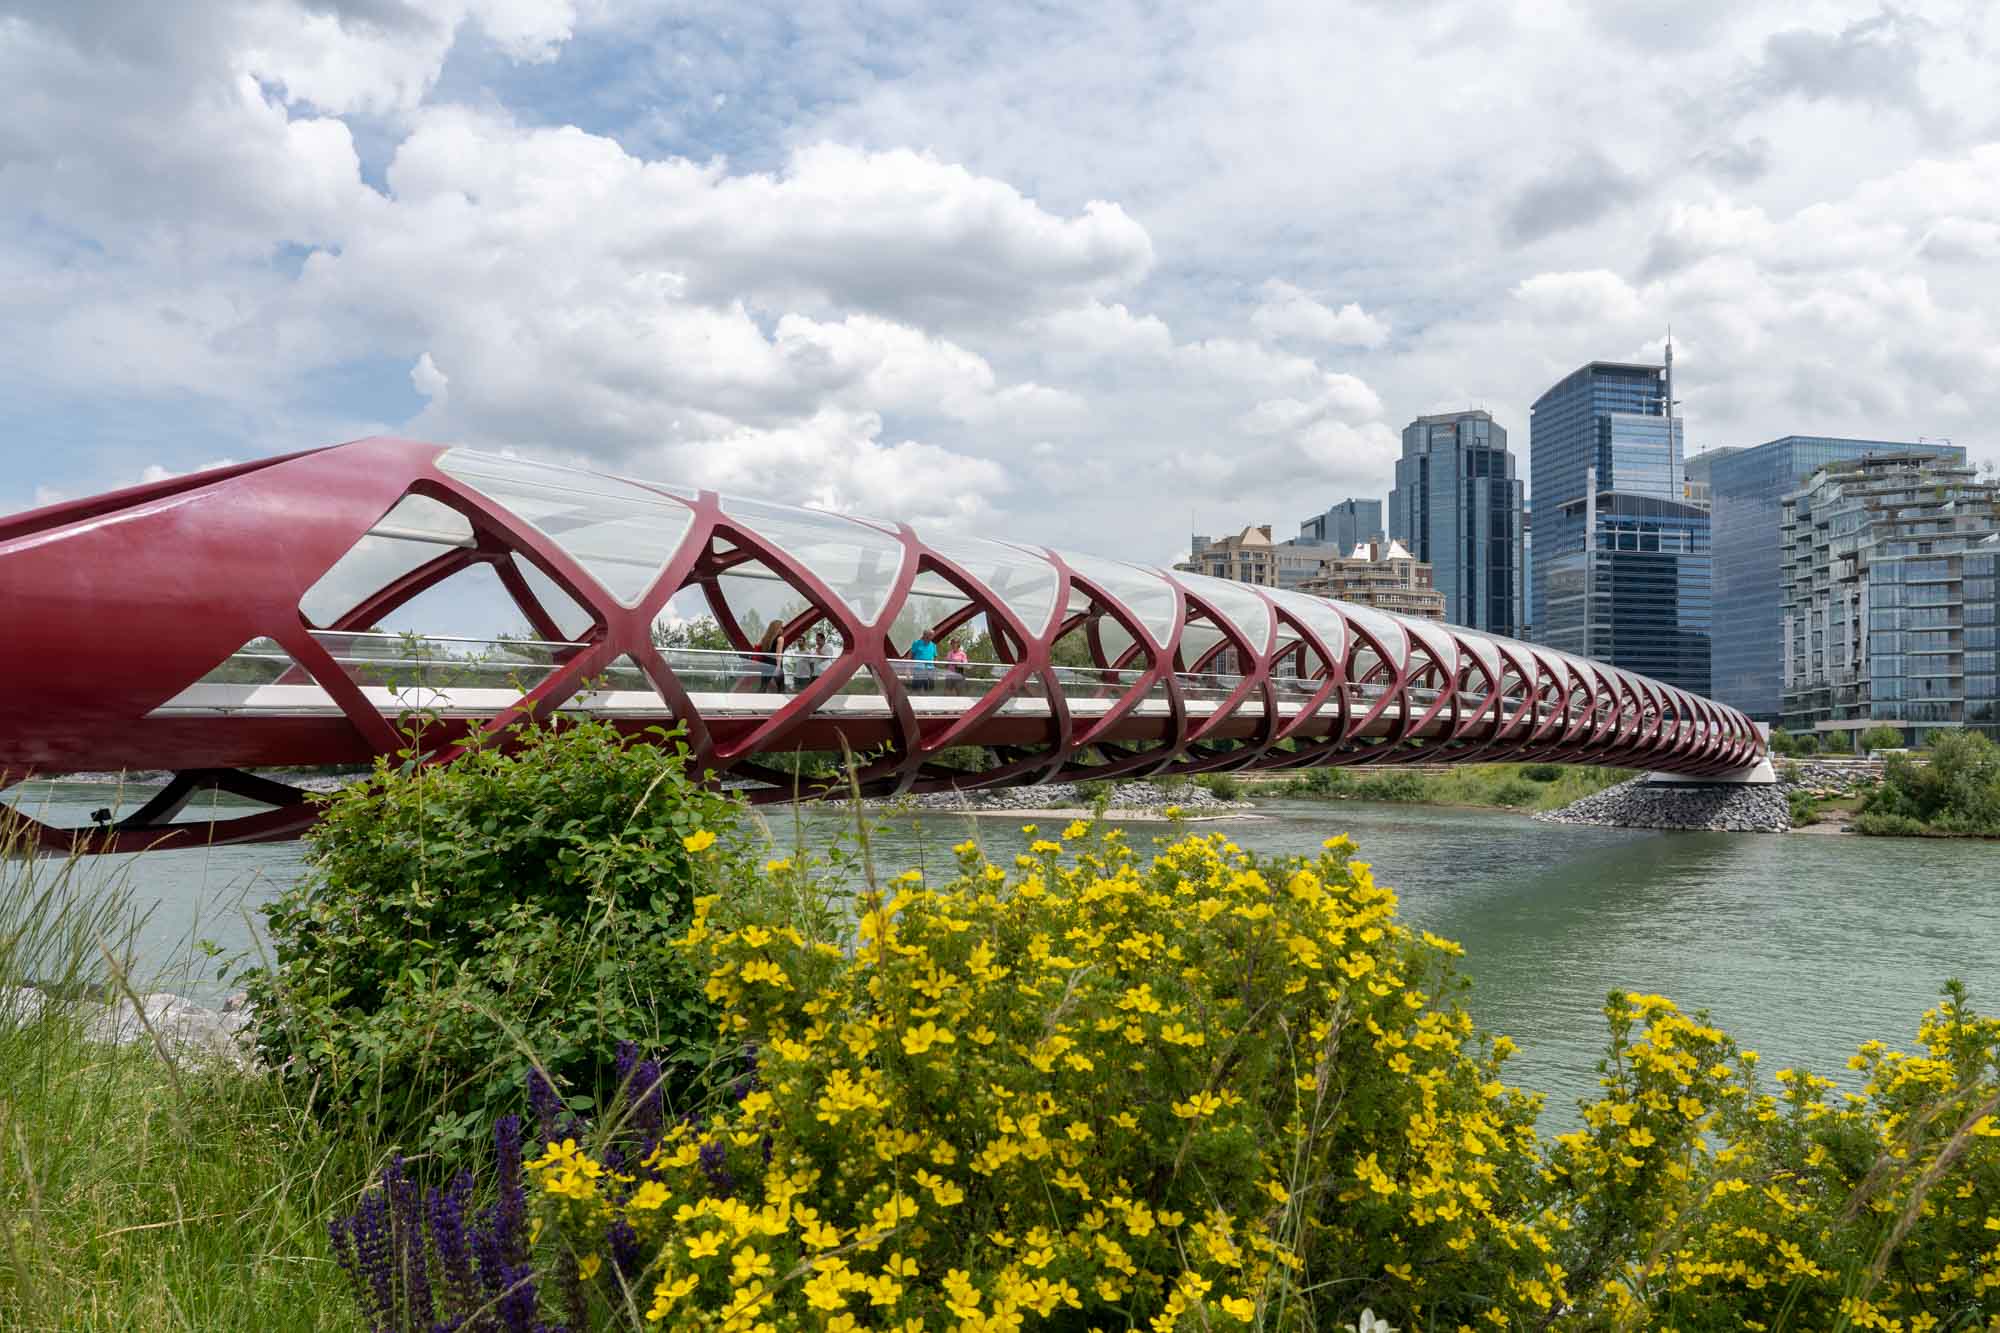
1528 353 1713 693
1298 498 1382 550
1297 539 1447 620
1184 525 1325 589
1710 436 1965 721
1778 454 2000 747
1386 409 1523 634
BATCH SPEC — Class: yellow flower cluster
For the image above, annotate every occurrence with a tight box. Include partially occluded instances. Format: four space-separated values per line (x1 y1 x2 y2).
527 827 1549 1328
1549 985 2000 1329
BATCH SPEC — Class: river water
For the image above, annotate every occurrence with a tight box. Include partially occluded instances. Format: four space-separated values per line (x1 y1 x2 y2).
7 781 1996 1124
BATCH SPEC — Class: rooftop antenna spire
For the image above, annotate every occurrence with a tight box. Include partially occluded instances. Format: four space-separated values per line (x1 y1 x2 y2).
1663 325 1674 421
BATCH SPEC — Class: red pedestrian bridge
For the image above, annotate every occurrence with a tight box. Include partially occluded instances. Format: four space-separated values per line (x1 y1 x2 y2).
0 438 1765 851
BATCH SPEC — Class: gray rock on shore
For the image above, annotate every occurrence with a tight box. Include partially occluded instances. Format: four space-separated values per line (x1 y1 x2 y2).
4 987 255 1067
1534 777 1793 833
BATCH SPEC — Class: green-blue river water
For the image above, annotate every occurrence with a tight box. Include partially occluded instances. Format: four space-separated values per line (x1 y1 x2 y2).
8 781 1996 1124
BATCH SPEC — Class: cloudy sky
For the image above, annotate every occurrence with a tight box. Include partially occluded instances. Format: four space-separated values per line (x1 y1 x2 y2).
4 0 1998 562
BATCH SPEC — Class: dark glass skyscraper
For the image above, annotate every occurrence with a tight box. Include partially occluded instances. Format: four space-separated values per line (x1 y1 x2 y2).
1298 498 1382 550
1529 356 1713 693
1387 409 1523 634
1710 436 1965 721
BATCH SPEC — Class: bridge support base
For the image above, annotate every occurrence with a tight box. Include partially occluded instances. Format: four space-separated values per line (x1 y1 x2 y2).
1644 756 1778 787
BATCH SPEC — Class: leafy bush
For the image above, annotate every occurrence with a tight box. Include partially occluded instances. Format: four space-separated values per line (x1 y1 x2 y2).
244 717 748 1151
1287 766 1348 796
1519 763 1563 782
1859 728 2000 835
1195 772 1243 801
1859 724 1905 754
1786 788 1819 827
1852 811 1929 837
1486 777 1542 808
427 829 2000 1331
524 829 1549 1328
1349 771 1428 802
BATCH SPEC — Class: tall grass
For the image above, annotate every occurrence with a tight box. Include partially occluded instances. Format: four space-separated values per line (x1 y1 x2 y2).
0 813 371 1331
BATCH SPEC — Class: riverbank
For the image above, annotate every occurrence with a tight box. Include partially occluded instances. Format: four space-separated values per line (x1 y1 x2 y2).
1239 761 1635 814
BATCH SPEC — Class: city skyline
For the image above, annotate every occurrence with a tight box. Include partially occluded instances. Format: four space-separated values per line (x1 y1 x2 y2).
6 4 2000 572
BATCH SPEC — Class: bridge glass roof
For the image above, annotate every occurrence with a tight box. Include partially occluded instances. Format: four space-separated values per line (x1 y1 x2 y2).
1175 571 1275 653
440 450 694 606
1062 554 1179 648
300 493 474 627
1265 588 1349 662
718 496 909 625
924 534 1062 637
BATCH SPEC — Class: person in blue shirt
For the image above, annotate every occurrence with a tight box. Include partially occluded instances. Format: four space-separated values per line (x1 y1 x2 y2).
909 630 938 692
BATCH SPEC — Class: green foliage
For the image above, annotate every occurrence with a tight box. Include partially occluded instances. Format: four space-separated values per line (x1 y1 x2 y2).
1859 723 1905 754
1859 728 2000 835
1194 772 1243 800
243 716 748 1150
531 830 1550 1328
1519 763 1563 782
1486 777 1542 808
1287 765 1349 795
651 616 735 652
1772 729 1820 756
1786 788 1820 827
1349 771 1429 802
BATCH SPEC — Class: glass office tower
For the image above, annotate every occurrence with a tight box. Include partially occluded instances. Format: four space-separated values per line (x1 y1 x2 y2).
1298 498 1383 550
1710 436 1964 721
1386 409 1524 634
1529 358 1711 693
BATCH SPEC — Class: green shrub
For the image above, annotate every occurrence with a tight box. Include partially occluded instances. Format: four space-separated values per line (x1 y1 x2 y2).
1195 772 1243 801
1853 811 1929 837
1859 724 1905 754
1487 777 1542 808
1786 788 1819 827
1519 763 1563 782
506 830 2000 1331
529 829 1549 1328
1859 728 2000 835
243 716 747 1151
1350 770 1428 802
1289 765 1348 796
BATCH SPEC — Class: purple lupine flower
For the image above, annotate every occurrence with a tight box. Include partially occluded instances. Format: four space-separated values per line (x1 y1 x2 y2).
630 1056 664 1150
384 1156 434 1328
527 1069 562 1143
606 1218 643 1280
328 1216 377 1328
492 1261 541 1333
698 1137 735 1198
471 1206 508 1320
492 1115 528 1271
350 1179 397 1328
427 1172 477 1331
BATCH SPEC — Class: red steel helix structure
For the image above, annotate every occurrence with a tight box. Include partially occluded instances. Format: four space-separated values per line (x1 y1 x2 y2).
0 438 1764 851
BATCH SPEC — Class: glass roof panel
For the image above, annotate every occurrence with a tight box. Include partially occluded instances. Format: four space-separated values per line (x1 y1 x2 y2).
1457 631 1502 680
1404 619 1459 674
924 534 1062 637
1265 589 1349 662
1062 553 1179 647
1173 571 1275 652
511 554 597 641
1336 601 1409 670
300 494 475 628
1097 616 1138 667
440 449 695 607
719 495 909 625
1178 622 1226 668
